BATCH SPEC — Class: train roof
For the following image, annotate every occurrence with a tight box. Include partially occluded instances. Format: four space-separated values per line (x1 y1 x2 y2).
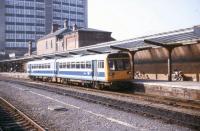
56 53 110 62
27 52 129 63
27 59 55 64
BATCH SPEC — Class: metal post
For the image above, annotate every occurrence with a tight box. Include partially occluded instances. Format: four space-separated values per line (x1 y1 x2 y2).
167 48 172 81
0 63 3 72
128 51 135 79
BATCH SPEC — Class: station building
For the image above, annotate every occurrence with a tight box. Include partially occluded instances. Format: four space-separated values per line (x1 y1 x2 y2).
37 20 115 55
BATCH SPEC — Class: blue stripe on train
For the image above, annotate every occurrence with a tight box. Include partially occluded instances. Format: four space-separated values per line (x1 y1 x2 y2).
31 70 55 74
58 71 92 76
58 71 105 77
29 70 105 77
97 72 105 77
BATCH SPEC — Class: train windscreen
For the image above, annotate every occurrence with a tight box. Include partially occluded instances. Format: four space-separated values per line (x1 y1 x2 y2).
108 53 130 71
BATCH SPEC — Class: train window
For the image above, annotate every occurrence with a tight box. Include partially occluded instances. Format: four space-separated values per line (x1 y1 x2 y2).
86 61 91 69
81 62 85 69
67 62 70 68
109 59 130 71
123 59 130 70
48 64 50 69
116 60 124 70
109 60 115 71
59 63 62 68
63 62 67 68
76 62 80 69
71 62 75 68
98 61 104 68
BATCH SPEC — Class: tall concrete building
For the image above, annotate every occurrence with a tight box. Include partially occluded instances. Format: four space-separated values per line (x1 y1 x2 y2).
0 0 88 56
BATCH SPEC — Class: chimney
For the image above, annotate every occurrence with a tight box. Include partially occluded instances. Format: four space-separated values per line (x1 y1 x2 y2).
52 24 59 33
28 41 32 56
73 23 78 31
64 19 68 29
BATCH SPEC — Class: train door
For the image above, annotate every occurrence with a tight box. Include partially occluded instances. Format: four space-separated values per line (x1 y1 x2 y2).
56 62 59 75
28 64 31 74
92 60 98 80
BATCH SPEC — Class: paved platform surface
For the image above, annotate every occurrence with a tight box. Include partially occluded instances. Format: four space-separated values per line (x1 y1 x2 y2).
132 80 200 90
132 80 200 100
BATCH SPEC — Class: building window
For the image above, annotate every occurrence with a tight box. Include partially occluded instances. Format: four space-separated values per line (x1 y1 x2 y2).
46 41 48 49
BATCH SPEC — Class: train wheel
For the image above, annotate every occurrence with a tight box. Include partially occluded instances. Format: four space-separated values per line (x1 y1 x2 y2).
94 82 101 89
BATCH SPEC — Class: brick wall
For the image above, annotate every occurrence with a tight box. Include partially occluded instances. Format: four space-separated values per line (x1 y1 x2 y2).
64 32 79 50
134 43 200 81
37 37 57 55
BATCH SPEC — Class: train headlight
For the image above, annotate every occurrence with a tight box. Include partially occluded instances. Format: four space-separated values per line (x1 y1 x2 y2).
109 72 115 76
127 71 132 74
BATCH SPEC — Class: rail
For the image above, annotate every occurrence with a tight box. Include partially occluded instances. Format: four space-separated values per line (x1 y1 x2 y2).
0 97 46 131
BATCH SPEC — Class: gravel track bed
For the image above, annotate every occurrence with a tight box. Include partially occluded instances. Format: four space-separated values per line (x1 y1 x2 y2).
9 77 200 116
0 80 195 131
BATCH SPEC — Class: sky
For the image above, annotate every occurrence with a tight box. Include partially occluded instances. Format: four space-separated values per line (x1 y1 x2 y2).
88 0 200 40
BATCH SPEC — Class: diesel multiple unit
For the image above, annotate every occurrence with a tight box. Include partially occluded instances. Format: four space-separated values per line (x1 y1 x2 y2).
27 53 132 88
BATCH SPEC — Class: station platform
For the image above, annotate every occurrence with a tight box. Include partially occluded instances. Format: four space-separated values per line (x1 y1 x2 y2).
0 72 199 101
0 72 29 80
132 80 200 101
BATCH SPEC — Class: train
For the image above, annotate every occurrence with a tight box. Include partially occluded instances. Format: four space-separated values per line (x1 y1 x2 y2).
27 52 132 89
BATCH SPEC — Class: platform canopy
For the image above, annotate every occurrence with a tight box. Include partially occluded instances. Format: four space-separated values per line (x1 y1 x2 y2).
53 25 200 55
0 25 200 63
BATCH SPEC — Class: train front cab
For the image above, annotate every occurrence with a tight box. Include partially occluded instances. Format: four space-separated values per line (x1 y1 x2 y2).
105 53 132 87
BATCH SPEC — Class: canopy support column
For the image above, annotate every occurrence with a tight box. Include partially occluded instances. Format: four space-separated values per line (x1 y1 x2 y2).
144 39 183 81
167 47 173 81
128 51 136 79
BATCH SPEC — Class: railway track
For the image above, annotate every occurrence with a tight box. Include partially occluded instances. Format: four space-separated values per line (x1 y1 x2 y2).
0 77 200 129
0 97 46 131
9 77 200 110
62 83 200 110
